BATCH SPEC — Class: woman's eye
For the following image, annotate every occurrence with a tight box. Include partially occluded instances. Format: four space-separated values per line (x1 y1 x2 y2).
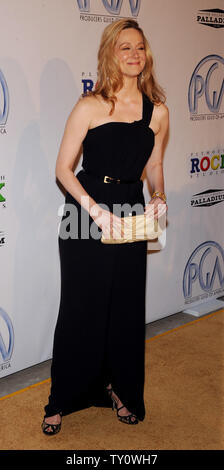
121 47 145 51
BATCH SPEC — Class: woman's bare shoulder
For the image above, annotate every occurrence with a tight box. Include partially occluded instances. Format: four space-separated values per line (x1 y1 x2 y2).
67 93 99 125
76 93 100 112
153 102 169 137
154 101 169 118
153 102 169 131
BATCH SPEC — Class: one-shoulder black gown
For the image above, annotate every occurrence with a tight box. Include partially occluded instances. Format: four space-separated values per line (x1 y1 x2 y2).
44 92 155 422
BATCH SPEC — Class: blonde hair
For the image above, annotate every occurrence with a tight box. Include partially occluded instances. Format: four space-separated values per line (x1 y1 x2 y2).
83 18 166 115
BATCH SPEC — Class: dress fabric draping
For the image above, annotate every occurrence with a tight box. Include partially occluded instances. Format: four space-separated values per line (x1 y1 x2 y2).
44 92 155 421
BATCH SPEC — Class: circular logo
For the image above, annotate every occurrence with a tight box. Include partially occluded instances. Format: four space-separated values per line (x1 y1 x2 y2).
188 54 224 115
0 70 9 126
183 241 224 299
0 308 14 363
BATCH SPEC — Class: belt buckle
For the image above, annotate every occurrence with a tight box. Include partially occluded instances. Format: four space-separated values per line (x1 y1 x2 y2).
104 175 120 184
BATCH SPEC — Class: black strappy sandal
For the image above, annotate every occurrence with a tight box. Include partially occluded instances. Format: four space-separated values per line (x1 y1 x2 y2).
41 412 62 436
107 387 139 425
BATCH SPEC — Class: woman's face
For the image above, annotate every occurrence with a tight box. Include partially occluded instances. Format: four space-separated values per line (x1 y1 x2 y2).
114 28 146 78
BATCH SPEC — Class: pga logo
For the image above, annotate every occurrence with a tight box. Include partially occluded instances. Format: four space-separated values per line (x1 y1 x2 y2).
0 70 9 126
188 54 224 115
0 308 14 363
77 0 141 17
183 241 224 300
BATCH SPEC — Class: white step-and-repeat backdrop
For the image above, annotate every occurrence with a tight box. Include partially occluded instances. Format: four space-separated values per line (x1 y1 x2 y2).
0 0 223 377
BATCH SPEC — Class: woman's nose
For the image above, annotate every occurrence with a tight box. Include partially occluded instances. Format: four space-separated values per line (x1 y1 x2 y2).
131 48 139 58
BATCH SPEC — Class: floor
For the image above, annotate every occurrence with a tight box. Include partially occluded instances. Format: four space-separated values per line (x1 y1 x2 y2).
0 304 223 399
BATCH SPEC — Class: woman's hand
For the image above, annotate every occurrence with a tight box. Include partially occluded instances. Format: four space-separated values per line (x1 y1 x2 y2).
144 196 168 220
90 206 126 240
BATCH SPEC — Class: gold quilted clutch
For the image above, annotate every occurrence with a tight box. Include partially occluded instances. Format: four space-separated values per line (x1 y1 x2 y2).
101 213 163 244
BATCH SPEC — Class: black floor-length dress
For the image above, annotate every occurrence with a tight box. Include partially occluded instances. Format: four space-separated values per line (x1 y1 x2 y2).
44 92 155 421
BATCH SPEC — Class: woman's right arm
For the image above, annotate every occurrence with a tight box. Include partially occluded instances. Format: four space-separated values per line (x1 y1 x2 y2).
55 96 122 238
55 96 101 220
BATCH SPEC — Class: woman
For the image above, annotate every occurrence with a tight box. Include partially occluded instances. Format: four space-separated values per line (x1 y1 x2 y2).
42 18 168 435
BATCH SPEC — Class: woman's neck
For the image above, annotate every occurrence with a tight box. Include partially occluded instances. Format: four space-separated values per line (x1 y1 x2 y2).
115 76 141 103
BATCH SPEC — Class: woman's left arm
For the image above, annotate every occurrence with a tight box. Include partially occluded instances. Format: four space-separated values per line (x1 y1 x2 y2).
144 103 169 219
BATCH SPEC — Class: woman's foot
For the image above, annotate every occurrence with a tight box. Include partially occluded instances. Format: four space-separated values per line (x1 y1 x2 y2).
42 413 62 435
106 384 138 424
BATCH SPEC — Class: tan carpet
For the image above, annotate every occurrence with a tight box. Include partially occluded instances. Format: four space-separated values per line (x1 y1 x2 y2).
0 310 223 450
